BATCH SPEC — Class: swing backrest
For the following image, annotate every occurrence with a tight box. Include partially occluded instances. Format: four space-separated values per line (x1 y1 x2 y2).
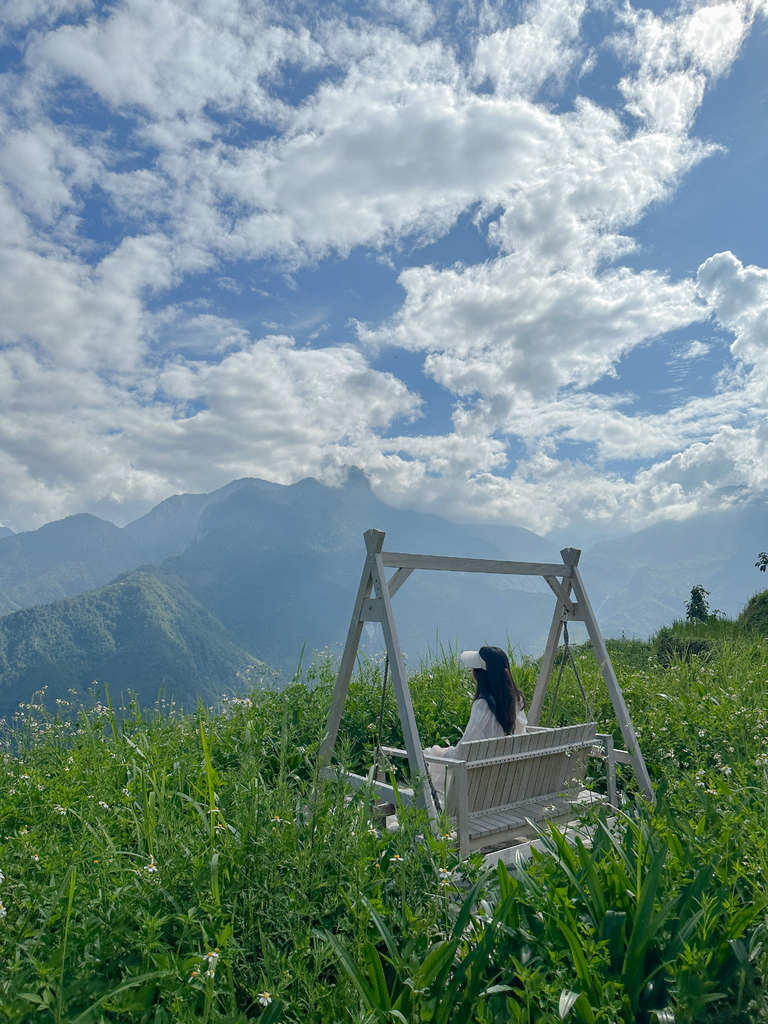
444 723 597 817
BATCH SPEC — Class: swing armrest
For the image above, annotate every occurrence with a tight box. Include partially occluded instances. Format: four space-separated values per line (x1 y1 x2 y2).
423 752 464 766
379 745 407 759
379 746 463 767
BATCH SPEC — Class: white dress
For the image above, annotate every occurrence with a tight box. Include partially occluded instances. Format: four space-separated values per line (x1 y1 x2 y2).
424 696 527 809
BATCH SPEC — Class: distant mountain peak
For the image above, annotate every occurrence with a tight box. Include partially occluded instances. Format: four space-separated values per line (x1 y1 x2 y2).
339 466 373 491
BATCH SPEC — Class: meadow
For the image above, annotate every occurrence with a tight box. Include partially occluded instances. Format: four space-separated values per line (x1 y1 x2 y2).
1 610 768 1023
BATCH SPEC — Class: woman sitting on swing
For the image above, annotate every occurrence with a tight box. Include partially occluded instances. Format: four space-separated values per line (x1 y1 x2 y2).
425 645 527 805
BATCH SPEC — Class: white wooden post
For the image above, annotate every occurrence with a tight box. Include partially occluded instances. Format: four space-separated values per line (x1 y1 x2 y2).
565 553 654 801
318 552 374 765
365 530 436 819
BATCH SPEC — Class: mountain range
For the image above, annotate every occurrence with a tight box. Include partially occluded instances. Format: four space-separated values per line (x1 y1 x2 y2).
0 471 765 717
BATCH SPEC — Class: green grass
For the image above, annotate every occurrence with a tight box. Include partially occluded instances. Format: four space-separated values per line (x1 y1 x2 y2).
1 630 768 1022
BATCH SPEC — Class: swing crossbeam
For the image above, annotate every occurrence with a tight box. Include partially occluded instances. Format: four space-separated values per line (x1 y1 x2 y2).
381 552 575 577
319 529 653 839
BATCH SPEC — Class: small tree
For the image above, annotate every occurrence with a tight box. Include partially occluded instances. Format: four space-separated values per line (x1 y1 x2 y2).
686 585 710 623
756 552 768 573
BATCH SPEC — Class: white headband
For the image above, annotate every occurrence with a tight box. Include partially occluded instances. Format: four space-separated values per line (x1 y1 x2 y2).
460 650 486 670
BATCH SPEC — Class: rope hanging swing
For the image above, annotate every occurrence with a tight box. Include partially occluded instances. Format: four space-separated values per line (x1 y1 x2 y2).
546 611 594 727
373 652 445 814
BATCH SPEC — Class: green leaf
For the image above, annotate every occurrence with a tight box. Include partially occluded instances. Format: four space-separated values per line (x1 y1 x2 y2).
602 910 626 972
452 868 494 938
622 843 668 1010
72 971 166 1023
320 930 376 1011
259 999 285 1024
364 941 391 1011
558 922 594 998
413 939 458 991
572 992 596 1024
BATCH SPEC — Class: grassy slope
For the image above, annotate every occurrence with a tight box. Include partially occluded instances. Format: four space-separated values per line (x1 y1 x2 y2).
1 630 768 1022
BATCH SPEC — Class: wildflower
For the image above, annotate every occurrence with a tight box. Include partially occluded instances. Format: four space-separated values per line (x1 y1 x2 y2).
144 856 158 873
258 992 272 1006
98 801 110 810
203 949 219 978
54 805 67 815
31 853 39 863
0 870 4 884
0 902 6 919
188 969 199 982
391 853 403 862
367 825 378 836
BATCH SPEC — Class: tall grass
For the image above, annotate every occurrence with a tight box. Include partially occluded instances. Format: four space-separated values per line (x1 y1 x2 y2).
0 636 767 1022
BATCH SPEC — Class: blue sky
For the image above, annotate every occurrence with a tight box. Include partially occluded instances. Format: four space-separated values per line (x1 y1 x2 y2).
0 0 767 539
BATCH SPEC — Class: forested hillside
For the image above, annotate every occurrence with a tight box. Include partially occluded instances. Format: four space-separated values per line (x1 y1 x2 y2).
0 571 258 718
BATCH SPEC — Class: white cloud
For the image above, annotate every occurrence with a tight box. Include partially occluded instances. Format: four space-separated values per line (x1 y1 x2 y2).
617 1 753 130
0 324 423 528
0 0 93 35
360 256 706 399
472 0 587 99
369 0 436 37
1 0 767 537
32 0 320 126
674 340 711 359
697 251 768 367
0 232 175 370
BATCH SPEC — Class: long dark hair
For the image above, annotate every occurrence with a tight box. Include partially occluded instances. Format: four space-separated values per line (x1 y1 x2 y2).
472 646 525 735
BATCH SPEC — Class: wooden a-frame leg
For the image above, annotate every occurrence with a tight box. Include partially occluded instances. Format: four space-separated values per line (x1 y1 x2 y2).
569 565 654 802
365 529 437 820
319 557 374 765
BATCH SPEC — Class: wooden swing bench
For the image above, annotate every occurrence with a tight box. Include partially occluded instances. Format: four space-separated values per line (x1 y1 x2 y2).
320 529 652 857
379 722 623 857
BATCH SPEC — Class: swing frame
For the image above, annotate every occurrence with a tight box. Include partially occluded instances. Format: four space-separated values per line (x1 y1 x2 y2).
319 528 653 820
